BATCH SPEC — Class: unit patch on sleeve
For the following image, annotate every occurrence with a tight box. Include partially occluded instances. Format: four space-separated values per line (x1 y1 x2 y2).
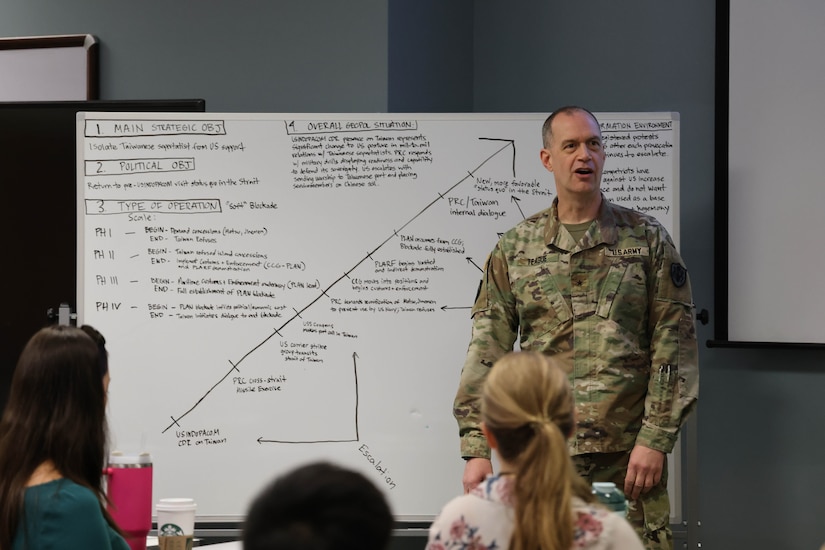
670 263 687 287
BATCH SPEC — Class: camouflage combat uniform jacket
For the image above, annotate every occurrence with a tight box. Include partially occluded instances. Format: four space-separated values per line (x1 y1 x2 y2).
455 196 699 459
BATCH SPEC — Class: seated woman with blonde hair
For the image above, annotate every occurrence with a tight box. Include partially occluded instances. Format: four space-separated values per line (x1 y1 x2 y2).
0 324 128 550
428 351 643 550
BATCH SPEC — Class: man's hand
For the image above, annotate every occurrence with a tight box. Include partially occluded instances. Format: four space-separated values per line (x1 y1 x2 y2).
462 457 493 493
624 445 665 500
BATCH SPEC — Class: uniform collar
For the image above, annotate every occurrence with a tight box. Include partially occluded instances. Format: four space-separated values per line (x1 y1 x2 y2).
545 193 618 251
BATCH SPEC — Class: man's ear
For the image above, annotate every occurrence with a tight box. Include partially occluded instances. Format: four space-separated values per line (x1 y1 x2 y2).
539 148 553 173
481 422 498 450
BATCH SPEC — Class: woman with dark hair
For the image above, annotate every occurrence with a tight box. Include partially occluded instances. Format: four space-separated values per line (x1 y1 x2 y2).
0 324 128 550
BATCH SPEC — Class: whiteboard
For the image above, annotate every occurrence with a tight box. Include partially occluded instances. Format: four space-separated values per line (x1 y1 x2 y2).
77 112 679 521
724 0 825 344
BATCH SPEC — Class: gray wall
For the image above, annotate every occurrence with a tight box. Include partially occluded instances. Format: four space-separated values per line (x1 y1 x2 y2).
3 1 824 549
0 0 388 112
387 1 474 112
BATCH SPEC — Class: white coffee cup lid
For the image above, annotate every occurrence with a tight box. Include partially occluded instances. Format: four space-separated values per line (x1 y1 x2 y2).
109 451 152 465
156 498 197 512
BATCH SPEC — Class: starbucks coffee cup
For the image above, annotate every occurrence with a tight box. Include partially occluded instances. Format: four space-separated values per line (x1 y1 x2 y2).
156 498 196 550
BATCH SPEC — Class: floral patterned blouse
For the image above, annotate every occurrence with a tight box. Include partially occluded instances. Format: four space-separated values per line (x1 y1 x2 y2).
426 474 644 550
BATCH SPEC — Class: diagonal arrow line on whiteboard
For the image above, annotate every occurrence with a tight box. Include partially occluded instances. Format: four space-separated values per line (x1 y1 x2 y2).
478 138 515 177
162 137 516 434
511 195 526 219
466 257 483 272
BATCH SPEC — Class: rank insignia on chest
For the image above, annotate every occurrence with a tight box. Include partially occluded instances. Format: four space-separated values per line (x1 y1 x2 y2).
671 263 687 287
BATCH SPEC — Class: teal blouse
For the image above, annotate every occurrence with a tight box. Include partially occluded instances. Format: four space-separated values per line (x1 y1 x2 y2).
13 479 129 550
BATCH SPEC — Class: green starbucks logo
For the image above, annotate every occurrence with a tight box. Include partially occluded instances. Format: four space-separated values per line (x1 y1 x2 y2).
159 523 184 537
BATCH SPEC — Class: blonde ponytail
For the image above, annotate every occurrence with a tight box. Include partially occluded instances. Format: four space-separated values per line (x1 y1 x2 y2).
482 351 583 550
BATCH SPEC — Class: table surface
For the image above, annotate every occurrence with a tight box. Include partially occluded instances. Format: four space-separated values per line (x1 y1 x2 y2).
147 537 241 549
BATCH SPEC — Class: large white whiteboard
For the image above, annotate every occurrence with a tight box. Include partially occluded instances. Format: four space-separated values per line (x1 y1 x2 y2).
725 0 825 344
77 112 679 520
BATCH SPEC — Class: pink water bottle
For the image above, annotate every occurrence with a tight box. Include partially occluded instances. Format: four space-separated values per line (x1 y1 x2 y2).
106 452 153 550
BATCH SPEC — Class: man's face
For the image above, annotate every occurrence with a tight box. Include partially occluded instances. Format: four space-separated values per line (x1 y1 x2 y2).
540 110 605 200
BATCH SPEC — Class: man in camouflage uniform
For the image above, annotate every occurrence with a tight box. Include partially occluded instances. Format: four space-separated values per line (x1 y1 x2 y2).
454 106 698 550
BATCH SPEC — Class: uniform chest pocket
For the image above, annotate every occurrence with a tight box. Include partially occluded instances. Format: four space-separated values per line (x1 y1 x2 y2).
596 255 649 324
509 260 571 344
